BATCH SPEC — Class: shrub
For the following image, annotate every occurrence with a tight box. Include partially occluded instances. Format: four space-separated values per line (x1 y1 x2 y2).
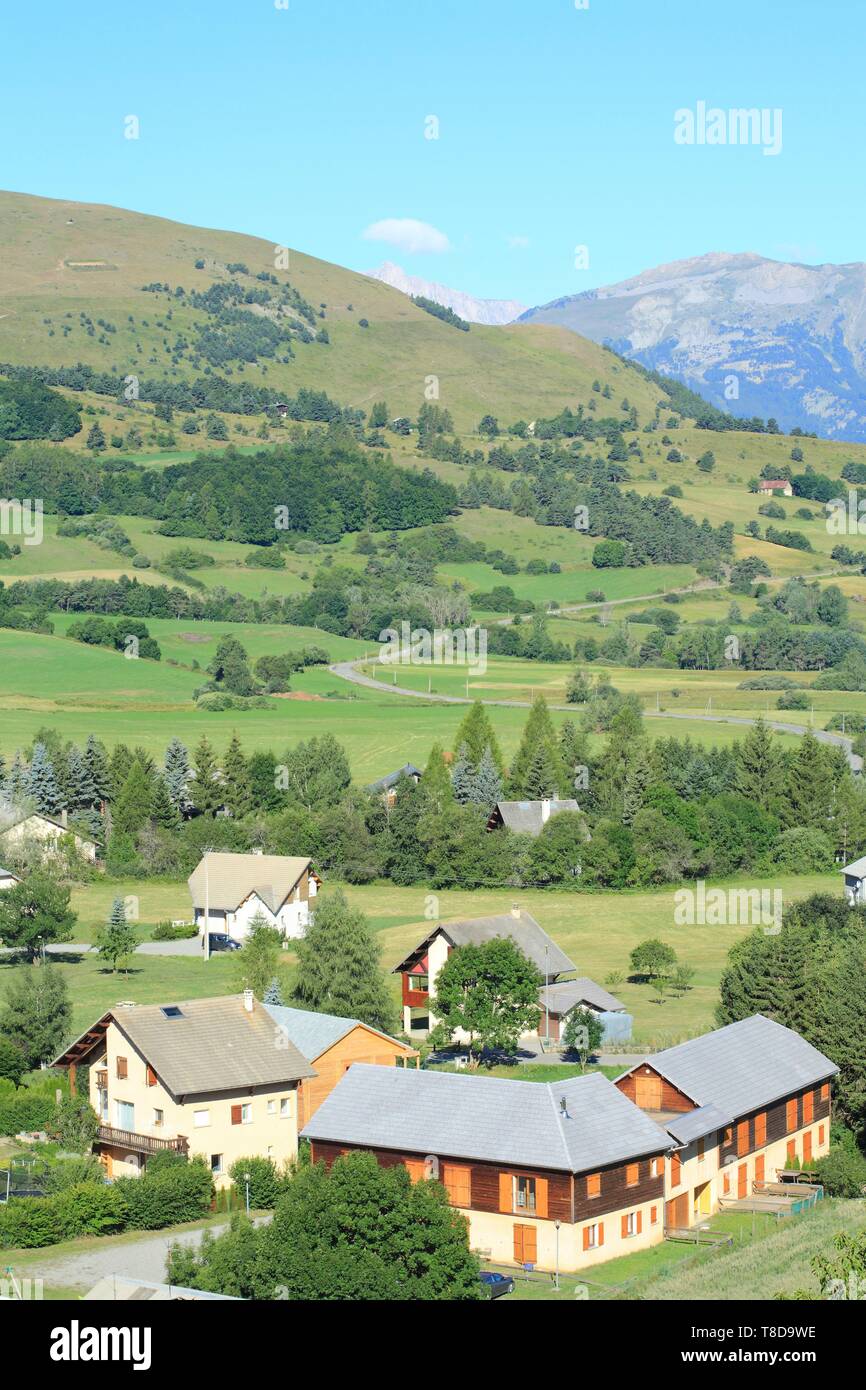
152 920 197 941
813 1130 866 1197
776 690 810 710
117 1155 213 1230
766 827 834 873
0 1196 62 1248
229 1156 283 1209
53 1182 128 1238
0 1092 55 1137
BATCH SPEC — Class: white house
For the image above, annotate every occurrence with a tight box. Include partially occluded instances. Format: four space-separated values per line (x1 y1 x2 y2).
841 855 866 906
0 811 98 864
188 851 320 942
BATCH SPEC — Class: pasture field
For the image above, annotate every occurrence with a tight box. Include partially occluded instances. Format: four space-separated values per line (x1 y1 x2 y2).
58 871 837 1046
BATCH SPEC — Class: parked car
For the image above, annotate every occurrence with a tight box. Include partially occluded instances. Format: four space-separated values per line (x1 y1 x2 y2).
205 933 242 953
479 1271 514 1299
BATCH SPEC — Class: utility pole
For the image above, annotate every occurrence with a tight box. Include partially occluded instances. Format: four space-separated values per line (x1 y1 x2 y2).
203 847 213 962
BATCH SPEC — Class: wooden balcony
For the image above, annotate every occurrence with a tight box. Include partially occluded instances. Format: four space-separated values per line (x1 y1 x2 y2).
97 1124 189 1157
401 973 430 1008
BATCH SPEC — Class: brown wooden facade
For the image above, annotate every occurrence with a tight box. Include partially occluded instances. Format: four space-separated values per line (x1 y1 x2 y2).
296 1026 418 1128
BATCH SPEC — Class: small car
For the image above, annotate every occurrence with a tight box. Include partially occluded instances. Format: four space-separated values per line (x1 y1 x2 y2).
205 932 242 953
479 1271 515 1299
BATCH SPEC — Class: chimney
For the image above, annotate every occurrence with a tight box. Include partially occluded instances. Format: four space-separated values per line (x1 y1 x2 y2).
510 904 521 920
243 989 254 1013
559 1097 569 1118
540 798 551 824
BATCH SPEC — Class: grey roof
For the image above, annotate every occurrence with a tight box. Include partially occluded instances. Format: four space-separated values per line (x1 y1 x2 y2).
303 1064 671 1174
0 865 20 880
83 1276 240 1302
665 1104 732 1147
394 910 575 979
624 1016 838 1118
542 978 626 1015
263 1003 412 1062
493 799 581 836
54 996 315 1096
367 764 423 793
842 856 866 877
187 852 312 913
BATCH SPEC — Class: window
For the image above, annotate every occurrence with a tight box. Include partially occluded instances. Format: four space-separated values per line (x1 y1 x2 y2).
231 1103 252 1126
152 1109 163 1128
116 1056 128 1080
267 1100 276 1115
786 1098 798 1132
625 1162 639 1187
145 1066 157 1088
622 1211 639 1238
583 1222 603 1251
280 1097 290 1118
515 1175 536 1213
115 1100 134 1130
723 1125 733 1146
697 1137 705 1162
820 1082 830 1102
754 1112 767 1148
587 1172 601 1199
193 1110 210 1128
650 1204 658 1225
736 1120 749 1156
211 1154 223 1175
650 1157 661 1178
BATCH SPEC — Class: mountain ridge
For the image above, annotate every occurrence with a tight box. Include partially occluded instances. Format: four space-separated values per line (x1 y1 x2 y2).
364 260 526 325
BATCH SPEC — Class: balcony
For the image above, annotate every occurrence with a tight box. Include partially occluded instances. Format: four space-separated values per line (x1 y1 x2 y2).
97 1124 189 1157
401 973 430 1008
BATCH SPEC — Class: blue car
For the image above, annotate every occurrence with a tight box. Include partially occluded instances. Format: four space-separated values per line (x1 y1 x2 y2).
479 1271 515 1299
206 933 242 953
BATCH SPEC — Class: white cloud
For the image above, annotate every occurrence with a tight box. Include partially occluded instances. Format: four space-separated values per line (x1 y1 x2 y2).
507 234 531 249
362 218 452 255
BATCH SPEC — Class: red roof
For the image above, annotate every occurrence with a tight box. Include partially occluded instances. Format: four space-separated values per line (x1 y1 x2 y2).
758 480 790 490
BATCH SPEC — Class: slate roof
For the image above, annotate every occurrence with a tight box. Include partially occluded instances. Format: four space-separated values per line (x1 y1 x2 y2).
664 1104 732 1146
366 764 423 793
393 910 575 978
621 1016 838 1119
0 865 20 880
54 996 315 1096
263 1003 413 1062
492 799 580 836
302 1064 671 1173
542 977 626 1015
187 852 312 913
841 856 866 877
83 1276 240 1302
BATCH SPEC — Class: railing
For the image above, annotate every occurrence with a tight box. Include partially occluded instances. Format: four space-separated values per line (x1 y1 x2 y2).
97 1124 189 1157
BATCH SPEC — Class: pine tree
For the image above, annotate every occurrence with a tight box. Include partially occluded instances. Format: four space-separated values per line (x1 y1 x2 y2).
735 717 783 812
420 742 453 814
109 743 134 803
292 890 396 1033
192 736 222 816
451 743 479 805
474 744 503 811
113 760 153 836
559 720 590 797
3 749 29 803
784 732 834 831
522 742 560 799
452 701 503 772
66 745 97 811
95 898 138 974
222 733 252 818
506 696 566 798
623 759 652 826
83 734 111 806
264 978 285 1006
150 774 180 829
26 742 63 815
163 736 191 812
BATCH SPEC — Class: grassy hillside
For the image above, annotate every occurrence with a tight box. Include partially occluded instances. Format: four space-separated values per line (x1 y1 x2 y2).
0 189 662 431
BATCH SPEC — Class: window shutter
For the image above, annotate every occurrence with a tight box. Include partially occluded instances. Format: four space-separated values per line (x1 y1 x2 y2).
146 1065 157 1088
231 1104 242 1125
621 1213 628 1238
535 1177 548 1219
582 1226 590 1252
116 1056 127 1079
636 1210 642 1235
650 1204 658 1224
598 1221 604 1247
498 1172 512 1214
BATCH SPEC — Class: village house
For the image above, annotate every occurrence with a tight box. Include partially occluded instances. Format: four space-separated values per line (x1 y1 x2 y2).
53 994 315 1187
840 854 866 906
0 810 98 864
616 1015 837 1228
757 479 794 497
366 764 423 808
264 1003 419 1125
0 865 21 891
188 850 319 942
393 907 576 1037
538 977 632 1046
486 798 583 836
302 1064 672 1272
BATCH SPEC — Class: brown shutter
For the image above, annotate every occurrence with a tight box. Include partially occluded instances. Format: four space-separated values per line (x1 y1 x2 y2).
231 1104 242 1125
535 1177 548 1219
524 1226 537 1265
636 1210 642 1235
582 1225 590 1252
621 1213 628 1238
116 1056 127 1079
146 1065 157 1088
498 1172 512 1213
513 1225 524 1263
598 1221 604 1247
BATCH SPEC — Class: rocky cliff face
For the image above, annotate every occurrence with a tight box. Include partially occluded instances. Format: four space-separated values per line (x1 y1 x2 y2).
364 261 526 326
519 252 866 441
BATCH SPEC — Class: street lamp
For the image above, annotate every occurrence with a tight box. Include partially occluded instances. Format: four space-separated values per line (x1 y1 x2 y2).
544 945 550 1045
243 1171 251 1217
202 847 214 962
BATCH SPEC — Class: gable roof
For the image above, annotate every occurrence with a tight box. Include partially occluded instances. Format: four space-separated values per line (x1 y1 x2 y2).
0 810 96 846
303 1064 670 1174
393 909 575 978
366 764 423 793
0 865 21 880
53 995 315 1096
492 799 581 836
187 852 312 913
542 977 626 1015
842 856 866 877
263 1002 413 1061
620 1015 838 1119
665 1103 732 1146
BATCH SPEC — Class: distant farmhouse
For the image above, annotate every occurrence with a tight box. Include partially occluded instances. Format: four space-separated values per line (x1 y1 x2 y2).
188 851 319 942
393 907 575 1038
0 809 97 864
487 798 583 837
757 479 793 497
366 764 422 807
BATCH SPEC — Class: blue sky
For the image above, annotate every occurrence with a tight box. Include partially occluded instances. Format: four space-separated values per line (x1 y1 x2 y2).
3 0 864 305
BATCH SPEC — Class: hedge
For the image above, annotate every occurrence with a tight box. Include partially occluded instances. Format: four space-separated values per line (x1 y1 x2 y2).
0 1094 55 1137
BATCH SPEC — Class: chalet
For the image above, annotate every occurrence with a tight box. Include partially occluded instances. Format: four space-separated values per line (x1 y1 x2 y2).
188 850 320 942
366 764 423 807
393 907 576 1037
486 798 583 837
263 1002 419 1125
539 977 632 1045
0 810 97 864
616 1015 837 1228
0 865 21 891
52 993 315 1187
841 854 866 906
302 1064 672 1272
757 479 793 497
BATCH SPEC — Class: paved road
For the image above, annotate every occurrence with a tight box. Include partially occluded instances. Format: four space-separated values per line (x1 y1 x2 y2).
0 939 203 960
330 662 862 772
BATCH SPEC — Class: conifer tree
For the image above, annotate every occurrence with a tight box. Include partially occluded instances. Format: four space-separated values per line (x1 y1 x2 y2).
66 746 97 812
3 750 29 804
223 733 252 818
26 742 63 816
784 731 834 831
192 736 222 816
506 696 566 798
474 743 503 811
95 898 138 974
292 890 396 1033
163 736 191 812
420 742 453 814
113 760 153 836
264 977 285 1007
452 701 503 772
150 774 180 829
109 743 134 803
451 743 479 805
735 717 783 812
83 734 111 807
